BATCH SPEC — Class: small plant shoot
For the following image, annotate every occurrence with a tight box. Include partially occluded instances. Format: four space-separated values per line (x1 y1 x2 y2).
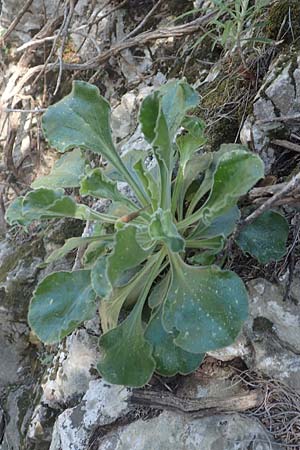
6 80 289 387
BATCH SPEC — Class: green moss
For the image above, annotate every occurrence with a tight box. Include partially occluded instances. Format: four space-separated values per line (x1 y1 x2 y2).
267 0 300 42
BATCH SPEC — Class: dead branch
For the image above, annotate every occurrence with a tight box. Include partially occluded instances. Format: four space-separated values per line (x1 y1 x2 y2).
128 389 263 418
53 0 76 95
271 138 300 153
257 114 300 124
3 10 216 102
243 172 300 226
0 0 34 46
3 128 18 178
122 0 163 41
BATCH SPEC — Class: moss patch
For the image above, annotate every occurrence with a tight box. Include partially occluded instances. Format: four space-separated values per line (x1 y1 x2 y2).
267 0 300 42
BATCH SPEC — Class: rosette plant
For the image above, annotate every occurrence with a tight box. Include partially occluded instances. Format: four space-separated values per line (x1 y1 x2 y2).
6 80 289 387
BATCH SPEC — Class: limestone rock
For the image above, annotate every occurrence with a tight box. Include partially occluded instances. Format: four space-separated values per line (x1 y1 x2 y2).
96 411 279 450
209 278 300 392
41 329 100 408
240 53 300 173
49 379 130 450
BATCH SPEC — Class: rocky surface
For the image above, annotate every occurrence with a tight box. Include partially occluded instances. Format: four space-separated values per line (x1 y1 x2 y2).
95 412 278 450
240 52 300 173
210 277 300 393
49 380 130 450
48 361 280 450
0 238 44 450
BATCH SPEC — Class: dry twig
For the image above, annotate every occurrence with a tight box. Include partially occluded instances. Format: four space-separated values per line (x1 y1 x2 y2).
243 172 300 226
129 389 263 418
3 11 216 102
271 139 300 154
0 0 34 46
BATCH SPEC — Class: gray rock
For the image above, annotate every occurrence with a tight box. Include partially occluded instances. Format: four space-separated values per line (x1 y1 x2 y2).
240 53 300 173
27 329 100 444
0 237 45 450
208 278 300 392
49 379 130 450
96 411 279 450
247 279 300 353
41 329 100 408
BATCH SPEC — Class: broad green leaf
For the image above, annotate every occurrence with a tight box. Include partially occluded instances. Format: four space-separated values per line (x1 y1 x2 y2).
100 260 157 332
5 197 30 226
99 287 128 333
80 168 130 204
148 272 171 309
108 225 150 285
42 81 147 207
190 207 240 239
98 304 155 387
186 235 225 251
236 211 289 264
21 188 117 223
184 145 235 217
149 209 185 252
32 149 85 189
187 236 225 265
28 270 96 344
145 309 204 376
22 188 64 221
91 256 111 298
176 116 206 167
46 236 111 264
172 153 212 218
160 80 200 140
162 253 248 353
42 81 116 159
104 149 149 182
182 154 212 194
188 252 216 266
200 150 264 225
91 225 150 297
83 240 107 266
134 159 160 211
140 92 172 172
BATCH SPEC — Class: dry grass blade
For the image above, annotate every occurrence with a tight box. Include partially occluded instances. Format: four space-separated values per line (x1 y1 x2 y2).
233 370 300 448
0 0 34 45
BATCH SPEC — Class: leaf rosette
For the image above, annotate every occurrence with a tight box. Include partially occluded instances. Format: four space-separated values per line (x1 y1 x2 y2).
6 79 289 387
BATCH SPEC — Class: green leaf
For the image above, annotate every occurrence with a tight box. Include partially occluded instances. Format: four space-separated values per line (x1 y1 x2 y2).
28 270 96 344
21 188 117 223
145 308 204 376
32 149 85 189
200 150 264 226
5 197 30 227
186 235 225 251
236 211 289 264
42 81 148 207
160 80 200 140
22 188 63 221
98 304 155 386
176 116 206 167
148 272 171 309
46 236 111 264
184 145 234 217
162 253 248 353
149 209 185 252
140 92 172 171
134 158 160 211
42 81 116 159
190 207 240 239
91 225 150 297
83 240 107 266
172 153 212 218
80 168 130 204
